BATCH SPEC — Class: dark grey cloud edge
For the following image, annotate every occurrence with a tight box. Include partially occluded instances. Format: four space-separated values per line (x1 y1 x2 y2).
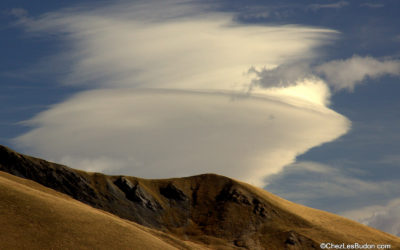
248 55 400 92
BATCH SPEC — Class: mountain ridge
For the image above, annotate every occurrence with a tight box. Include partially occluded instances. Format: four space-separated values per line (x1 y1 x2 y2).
1 145 399 249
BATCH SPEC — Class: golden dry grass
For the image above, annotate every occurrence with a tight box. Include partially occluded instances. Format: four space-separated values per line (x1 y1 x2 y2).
238 180 400 247
0 171 208 250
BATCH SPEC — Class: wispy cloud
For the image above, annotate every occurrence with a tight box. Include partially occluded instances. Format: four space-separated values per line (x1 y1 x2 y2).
265 161 398 202
13 0 349 187
247 54 400 93
265 159 400 235
315 55 400 91
360 3 384 8
9 8 28 18
378 154 400 165
16 1 336 90
342 199 400 236
307 1 349 11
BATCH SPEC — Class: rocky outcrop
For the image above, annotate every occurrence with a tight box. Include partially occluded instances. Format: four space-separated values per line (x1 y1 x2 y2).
160 182 188 202
114 176 162 211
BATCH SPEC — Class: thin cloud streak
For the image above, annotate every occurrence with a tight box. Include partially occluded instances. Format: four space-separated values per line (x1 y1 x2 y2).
265 161 398 202
265 160 400 235
307 1 349 11
360 3 384 8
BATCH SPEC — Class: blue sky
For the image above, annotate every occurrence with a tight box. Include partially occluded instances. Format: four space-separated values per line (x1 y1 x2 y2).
1 0 400 236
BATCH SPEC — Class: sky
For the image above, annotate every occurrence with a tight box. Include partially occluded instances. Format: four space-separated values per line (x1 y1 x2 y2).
1 0 400 236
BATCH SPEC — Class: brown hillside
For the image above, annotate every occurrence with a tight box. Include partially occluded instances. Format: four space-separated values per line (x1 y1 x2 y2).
1 145 399 249
0 171 207 249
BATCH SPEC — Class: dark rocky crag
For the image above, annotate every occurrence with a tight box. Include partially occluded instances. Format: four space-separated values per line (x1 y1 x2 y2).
1 145 400 250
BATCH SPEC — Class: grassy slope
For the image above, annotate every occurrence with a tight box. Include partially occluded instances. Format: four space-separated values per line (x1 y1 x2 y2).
0 171 207 250
238 181 400 247
138 174 400 249
0 145 399 249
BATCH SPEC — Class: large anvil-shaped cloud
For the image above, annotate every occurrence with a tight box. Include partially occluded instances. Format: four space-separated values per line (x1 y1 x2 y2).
14 0 349 186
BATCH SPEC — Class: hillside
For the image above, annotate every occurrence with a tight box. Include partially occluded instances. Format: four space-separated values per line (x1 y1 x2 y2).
1 145 399 249
0 171 206 249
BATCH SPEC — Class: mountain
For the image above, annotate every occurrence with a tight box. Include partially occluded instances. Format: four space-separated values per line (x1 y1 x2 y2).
0 171 205 249
1 145 399 249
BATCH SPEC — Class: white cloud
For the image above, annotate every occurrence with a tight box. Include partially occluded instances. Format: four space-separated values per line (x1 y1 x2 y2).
18 0 336 91
14 0 349 187
315 55 400 91
251 55 400 93
58 155 128 174
15 88 349 187
342 199 400 236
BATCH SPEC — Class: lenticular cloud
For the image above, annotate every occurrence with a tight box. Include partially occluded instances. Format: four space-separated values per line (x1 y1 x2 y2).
15 0 349 186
